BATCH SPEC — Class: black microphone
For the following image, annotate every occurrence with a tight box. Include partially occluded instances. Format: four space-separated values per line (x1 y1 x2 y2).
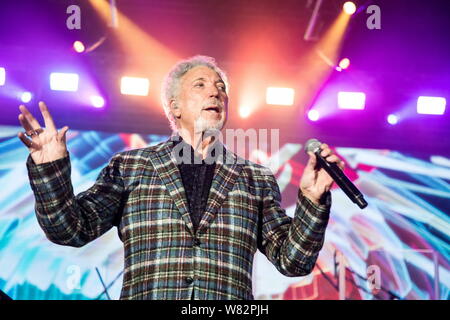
305 138 368 209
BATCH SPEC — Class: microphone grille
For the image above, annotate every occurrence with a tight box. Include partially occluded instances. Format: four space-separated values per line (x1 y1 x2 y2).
305 138 322 153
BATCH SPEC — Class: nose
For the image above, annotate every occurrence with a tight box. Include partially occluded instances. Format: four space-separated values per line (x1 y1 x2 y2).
208 83 219 98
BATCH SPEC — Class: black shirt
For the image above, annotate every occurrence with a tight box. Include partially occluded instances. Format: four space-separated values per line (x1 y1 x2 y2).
172 138 217 232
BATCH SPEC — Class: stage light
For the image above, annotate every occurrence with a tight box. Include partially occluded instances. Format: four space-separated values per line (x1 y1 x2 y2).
343 2 357 15
21 92 32 103
73 41 85 53
120 77 149 96
417 96 446 115
266 87 295 106
0 67 5 86
239 106 252 118
338 58 350 70
308 109 320 121
50 73 79 92
338 91 366 110
387 114 398 125
90 95 105 108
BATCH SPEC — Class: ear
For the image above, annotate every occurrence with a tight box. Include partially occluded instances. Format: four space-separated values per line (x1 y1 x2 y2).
170 100 181 119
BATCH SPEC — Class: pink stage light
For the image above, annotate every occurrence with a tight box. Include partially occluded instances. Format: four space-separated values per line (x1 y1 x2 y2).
308 110 320 121
417 96 446 115
338 91 366 110
266 87 295 106
239 106 252 118
338 58 351 70
120 77 149 96
90 95 105 108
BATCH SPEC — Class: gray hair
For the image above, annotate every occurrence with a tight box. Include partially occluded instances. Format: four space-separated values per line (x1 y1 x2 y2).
161 55 229 132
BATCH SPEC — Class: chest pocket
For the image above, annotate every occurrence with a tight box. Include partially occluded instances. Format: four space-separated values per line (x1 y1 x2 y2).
217 181 259 240
119 170 185 245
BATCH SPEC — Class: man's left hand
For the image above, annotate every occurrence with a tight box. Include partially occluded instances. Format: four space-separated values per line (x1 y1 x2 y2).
300 143 345 206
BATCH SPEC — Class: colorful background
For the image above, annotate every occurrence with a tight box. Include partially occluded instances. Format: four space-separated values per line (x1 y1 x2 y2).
0 126 448 299
0 0 449 299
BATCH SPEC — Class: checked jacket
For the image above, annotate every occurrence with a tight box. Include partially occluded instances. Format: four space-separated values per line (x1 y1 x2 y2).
26 138 331 300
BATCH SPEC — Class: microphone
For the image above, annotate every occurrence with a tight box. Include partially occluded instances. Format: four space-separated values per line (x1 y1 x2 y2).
305 138 368 209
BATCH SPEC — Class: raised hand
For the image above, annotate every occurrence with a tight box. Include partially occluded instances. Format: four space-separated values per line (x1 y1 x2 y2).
18 101 69 164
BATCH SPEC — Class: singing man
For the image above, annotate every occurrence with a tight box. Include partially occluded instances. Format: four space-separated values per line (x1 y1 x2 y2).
18 55 344 299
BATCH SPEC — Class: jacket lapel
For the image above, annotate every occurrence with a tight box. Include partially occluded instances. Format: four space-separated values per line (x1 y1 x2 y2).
197 146 243 235
149 138 244 236
148 138 194 235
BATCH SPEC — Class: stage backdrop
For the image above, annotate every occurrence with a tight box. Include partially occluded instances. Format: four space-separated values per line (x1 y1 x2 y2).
0 125 448 300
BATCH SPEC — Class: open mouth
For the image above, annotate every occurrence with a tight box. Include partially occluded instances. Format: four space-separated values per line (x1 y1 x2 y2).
203 106 221 113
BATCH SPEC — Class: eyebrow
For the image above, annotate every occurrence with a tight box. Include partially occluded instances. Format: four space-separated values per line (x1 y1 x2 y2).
192 77 226 86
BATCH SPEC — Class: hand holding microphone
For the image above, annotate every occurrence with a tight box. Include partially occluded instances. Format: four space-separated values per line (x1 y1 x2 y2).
303 139 368 209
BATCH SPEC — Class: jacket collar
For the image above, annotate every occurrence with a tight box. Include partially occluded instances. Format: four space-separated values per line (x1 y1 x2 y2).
148 136 244 236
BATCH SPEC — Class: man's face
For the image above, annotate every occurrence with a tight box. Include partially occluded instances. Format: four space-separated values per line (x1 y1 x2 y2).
171 66 228 134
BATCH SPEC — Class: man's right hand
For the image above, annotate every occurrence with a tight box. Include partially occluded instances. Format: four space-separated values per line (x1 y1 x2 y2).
18 101 69 165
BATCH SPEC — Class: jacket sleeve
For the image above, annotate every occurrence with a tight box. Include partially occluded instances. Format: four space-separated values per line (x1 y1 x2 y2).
26 152 125 247
257 173 331 277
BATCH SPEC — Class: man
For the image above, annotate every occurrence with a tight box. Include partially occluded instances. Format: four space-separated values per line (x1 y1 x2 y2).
18 55 344 300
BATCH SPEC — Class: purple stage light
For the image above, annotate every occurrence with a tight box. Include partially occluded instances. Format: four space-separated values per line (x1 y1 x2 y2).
417 96 446 115
338 91 366 110
308 109 320 121
90 95 105 108
0 67 5 86
50 73 79 92
73 41 85 53
21 92 32 103
387 114 398 125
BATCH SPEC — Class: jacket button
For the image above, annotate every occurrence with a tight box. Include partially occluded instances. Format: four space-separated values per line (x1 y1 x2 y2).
193 238 201 246
185 277 194 284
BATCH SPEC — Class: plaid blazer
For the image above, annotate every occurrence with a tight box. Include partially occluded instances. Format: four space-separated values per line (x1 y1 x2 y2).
27 138 331 300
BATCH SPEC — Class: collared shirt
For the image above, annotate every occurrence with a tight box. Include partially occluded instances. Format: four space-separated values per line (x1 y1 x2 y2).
172 138 218 232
